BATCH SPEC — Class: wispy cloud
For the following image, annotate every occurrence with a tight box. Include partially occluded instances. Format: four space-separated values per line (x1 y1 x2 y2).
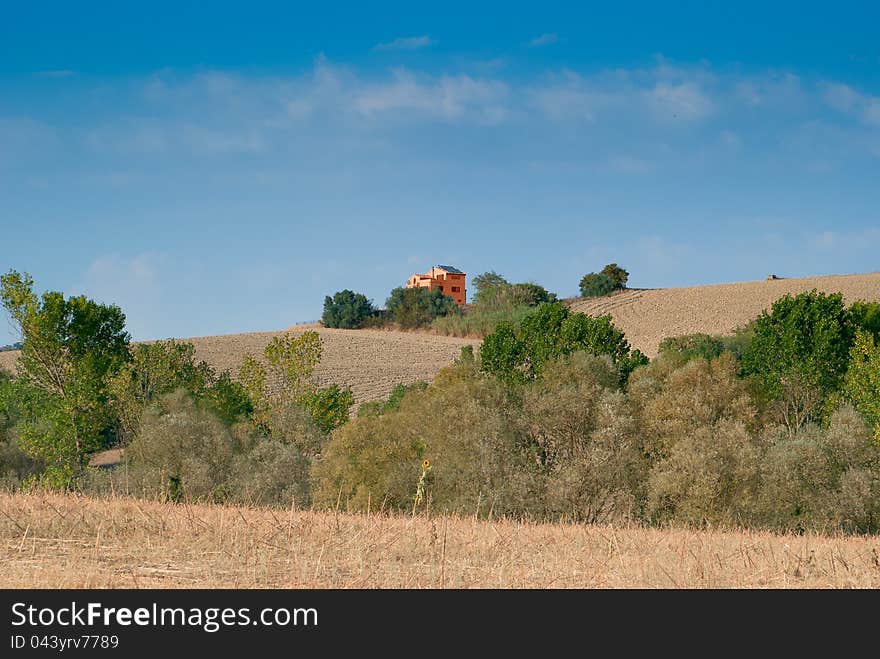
353 70 508 122
646 81 712 120
374 35 434 52
821 81 880 125
529 33 559 47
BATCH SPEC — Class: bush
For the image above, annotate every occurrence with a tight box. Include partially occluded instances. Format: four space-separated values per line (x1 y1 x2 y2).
521 353 647 522
646 419 761 527
658 334 725 364
321 290 376 329
629 354 756 462
579 273 616 298
313 362 538 517
357 381 428 418
125 391 312 506
386 287 459 329
756 405 880 534
300 384 354 434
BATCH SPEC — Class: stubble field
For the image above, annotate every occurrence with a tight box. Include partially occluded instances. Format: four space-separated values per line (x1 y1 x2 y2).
2 492 878 588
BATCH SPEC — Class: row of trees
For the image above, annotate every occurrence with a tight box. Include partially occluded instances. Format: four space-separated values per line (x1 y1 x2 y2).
315 291 880 532
322 270 558 336
4 268 880 535
321 262 629 337
0 270 353 489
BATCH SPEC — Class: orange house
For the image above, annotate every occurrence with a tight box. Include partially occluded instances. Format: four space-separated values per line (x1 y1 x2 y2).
406 265 467 306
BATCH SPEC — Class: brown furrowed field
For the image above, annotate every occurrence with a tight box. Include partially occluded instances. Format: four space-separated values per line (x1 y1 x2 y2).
1 492 879 588
1 326 480 405
568 271 880 357
2 272 878 390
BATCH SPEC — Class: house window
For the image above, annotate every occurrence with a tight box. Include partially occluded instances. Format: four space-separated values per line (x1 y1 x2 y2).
451 286 460 292
439 286 444 292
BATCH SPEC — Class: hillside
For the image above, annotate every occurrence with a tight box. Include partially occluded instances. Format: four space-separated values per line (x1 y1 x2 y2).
1 492 877 588
0 326 480 405
2 272 878 391
569 272 880 357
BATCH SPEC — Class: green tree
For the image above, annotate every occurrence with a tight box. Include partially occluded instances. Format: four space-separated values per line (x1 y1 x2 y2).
471 271 509 305
579 272 616 298
1 270 130 480
843 330 880 441
851 301 880 341
321 290 376 329
480 302 647 384
600 263 629 289
239 330 352 434
740 290 856 433
385 287 458 329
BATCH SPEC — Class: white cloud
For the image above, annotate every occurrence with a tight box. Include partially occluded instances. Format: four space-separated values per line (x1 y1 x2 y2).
374 36 434 51
822 82 861 113
529 33 559 47
354 70 508 121
819 81 880 126
646 81 712 120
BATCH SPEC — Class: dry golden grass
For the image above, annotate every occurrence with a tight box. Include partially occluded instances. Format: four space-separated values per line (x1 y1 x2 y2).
569 272 880 357
2 492 879 588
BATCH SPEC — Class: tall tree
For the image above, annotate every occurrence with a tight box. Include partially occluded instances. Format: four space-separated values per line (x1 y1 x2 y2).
0 270 131 479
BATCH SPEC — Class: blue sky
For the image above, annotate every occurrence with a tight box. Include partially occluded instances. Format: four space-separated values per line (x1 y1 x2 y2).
2 2 879 343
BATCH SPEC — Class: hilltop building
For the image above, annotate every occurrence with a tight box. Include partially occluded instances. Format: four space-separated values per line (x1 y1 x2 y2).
406 265 467 306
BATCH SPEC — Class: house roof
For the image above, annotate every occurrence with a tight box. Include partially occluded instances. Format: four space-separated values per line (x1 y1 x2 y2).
435 265 464 274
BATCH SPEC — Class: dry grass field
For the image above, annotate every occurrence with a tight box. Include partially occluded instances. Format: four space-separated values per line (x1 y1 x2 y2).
1 492 879 588
569 272 880 357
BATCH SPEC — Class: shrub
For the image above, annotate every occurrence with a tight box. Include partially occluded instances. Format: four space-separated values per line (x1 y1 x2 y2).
321 290 376 329
239 330 352 434
125 391 312 506
579 273 616 298
658 334 724 364
629 354 756 462
386 287 459 329
756 405 880 534
521 353 647 522
646 419 761 527
357 381 428 418
313 362 538 517
431 302 535 338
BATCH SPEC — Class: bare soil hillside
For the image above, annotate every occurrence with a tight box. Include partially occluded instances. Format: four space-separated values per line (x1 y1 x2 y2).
2 492 878 588
569 272 880 357
0 328 479 405
2 272 878 385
